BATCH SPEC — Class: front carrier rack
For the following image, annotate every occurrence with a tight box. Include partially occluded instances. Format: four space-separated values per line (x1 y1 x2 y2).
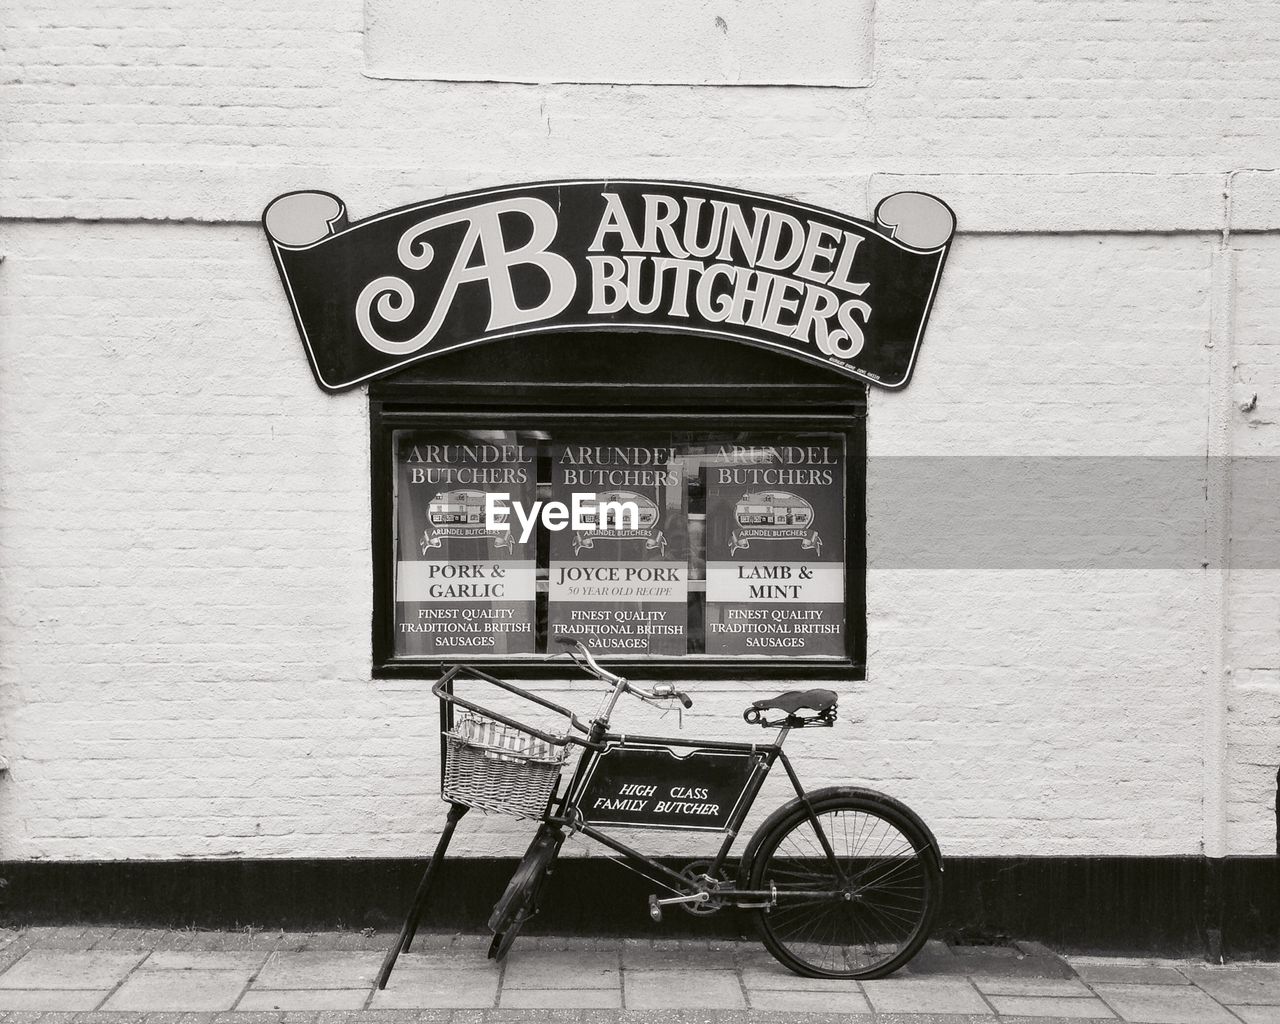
433 665 590 821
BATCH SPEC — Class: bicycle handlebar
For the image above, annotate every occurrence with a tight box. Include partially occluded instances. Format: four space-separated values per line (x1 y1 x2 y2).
556 635 624 685
555 636 693 710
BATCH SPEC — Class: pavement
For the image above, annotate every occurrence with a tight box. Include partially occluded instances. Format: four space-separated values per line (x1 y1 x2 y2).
0 928 1276 1024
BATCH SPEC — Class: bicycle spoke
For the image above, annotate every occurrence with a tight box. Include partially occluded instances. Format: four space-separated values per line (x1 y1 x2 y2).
756 802 935 978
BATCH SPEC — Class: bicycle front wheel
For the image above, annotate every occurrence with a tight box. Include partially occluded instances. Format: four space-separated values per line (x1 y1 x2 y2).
748 790 940 979
487 824 561 961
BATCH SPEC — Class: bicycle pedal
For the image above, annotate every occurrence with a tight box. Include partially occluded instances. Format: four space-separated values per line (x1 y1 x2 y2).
647 895 663 922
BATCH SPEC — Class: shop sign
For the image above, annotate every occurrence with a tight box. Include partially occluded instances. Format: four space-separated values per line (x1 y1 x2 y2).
578 745 763 831
263 181 954 392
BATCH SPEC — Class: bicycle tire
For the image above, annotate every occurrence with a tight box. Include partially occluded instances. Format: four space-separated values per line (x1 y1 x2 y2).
487 825 562 961
747 789 940 979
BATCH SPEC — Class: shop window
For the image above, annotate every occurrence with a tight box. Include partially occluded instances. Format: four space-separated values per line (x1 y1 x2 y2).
369 334 865 681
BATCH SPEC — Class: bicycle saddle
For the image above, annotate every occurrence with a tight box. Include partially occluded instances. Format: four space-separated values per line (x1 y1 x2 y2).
749 689 838 715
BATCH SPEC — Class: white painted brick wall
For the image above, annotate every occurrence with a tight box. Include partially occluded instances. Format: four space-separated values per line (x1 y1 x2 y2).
0 0 1277 860
1225 235 1280 853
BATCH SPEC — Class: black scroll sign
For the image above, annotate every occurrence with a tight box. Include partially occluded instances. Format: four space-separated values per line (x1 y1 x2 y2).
577 744 763 832
263 181 955 393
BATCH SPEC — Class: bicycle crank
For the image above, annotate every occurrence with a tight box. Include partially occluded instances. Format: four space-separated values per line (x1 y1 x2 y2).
647 891 710 922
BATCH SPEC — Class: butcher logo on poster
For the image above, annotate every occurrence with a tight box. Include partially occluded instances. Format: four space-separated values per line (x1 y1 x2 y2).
263 181 955 393
572 489 666 556
728 490 822 556
423 489 516 552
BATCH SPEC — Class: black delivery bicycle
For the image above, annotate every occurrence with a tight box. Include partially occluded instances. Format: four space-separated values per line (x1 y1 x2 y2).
377 640 942 987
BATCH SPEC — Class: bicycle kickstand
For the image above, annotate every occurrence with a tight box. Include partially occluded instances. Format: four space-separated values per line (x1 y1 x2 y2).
376 802 469 990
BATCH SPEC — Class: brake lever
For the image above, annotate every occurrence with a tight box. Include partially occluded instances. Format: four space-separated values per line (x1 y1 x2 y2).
636 692 683 730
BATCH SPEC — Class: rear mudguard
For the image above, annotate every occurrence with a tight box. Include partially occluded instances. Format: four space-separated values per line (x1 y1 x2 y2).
736 786 944 889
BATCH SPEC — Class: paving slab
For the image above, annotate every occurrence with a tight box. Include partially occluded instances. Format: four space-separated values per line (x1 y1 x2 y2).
103 971 254 1012
1068 963 1191 986
269 935 326 954
19 930 89 952
92 931 172 952
618 946 737 971
0 951 145 990
1090 982 1239 1024
310 1012 366 1024
368 965 499 1010
498 988 621 1009
76 928 131 951
973 976 1095 997
211 1013 286 1024
1234 1007 1280 1024
501 951 619 989
332 934 391 952
235 991 369 1012
950 945 1074 979
152 934 202 953
0 942 34 975
859 1014 998 1024
26 929 102 952
73 1011 153 1024
898 940 962 976
0 990 110 1011
1182 964 1280 1004
986 993 1116 1018
487 1010 584 1024
252 954 384 991
623 970 747 1010
740 966 862 992
746 988 872 1013
861 977 991 1015
142 953 270 973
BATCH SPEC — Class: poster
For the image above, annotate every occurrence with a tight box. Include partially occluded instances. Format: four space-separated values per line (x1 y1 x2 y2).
704 440 845 656
549 443 688 655
394 434 537 656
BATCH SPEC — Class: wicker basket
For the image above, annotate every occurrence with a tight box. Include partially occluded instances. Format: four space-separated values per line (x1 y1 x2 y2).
442 714 567 819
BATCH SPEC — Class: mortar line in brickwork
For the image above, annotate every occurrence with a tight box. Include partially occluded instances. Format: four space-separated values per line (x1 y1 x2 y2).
0 214 1240 236
1222 167 1280 245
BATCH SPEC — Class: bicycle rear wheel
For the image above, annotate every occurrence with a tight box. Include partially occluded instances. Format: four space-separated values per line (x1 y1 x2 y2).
748 790 940 979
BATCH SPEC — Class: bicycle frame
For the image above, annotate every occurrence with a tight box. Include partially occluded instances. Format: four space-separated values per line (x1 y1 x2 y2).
377 660 939 989
556 734 836 906
433 664 848 909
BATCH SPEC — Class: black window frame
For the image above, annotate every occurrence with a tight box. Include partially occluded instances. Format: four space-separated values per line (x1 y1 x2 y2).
369 335 867 682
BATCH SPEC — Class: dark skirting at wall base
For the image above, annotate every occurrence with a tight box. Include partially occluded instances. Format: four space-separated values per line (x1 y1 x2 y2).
0 856 1275 958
